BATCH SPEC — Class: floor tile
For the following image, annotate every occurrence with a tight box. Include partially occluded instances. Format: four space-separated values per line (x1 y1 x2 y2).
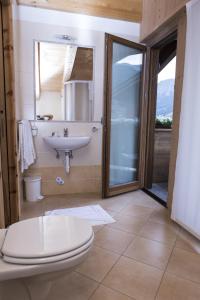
0 280 28 300
76 246 119 282
167 248 200 284
175 228 200 254
44 194 100 212
20 192 200 300
93 225 105 233
121 203 154 218
104 209 117 217
149 207 172 225
103 256 163 300
20 201 45 220
139 221 178 247
127 190 161 209
99 197 130 213
94 227 135 254
48 272 98 300
90 285 133 300
156 272 200 300
124 237 172 270
108 213 147 235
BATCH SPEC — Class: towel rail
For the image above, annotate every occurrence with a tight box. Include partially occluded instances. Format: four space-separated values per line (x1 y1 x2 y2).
17 121 38 136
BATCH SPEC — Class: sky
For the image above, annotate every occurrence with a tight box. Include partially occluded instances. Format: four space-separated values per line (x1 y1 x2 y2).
117 54 143 66
116 54 176 84
158 56 177 83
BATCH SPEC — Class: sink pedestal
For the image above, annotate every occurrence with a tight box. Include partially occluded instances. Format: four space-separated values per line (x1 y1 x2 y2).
64 151 73 174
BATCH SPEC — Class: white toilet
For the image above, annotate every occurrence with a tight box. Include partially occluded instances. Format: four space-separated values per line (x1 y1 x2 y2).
0 215 94 300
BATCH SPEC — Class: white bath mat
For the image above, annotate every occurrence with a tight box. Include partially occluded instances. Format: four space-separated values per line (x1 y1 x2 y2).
45 205 116 226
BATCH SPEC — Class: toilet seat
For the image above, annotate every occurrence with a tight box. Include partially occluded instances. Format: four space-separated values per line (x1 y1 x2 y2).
1 216 93 265
3 234 94 265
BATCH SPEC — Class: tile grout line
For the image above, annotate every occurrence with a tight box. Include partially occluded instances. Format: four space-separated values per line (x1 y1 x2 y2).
86 242 126 300
91 239 174 275
94 211 179 257
165 244 200 286
153 230 178 299
94 235 136 255
93 233 138 299
121 253 170 272
87 282 101 300
100 284 137 300
21 193 174 300
95 216 178 248
98 206 154 236
165 269 200 287
81 200 200 297
74 269 100 285
74 243 124 285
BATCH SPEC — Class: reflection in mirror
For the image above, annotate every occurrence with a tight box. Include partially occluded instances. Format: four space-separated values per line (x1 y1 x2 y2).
34 42 94 122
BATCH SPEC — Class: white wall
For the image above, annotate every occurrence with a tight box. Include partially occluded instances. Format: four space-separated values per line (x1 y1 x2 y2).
12 6 140 39
14 20 105 122
13 6 140 168
37 91 63 120
30 122 102 167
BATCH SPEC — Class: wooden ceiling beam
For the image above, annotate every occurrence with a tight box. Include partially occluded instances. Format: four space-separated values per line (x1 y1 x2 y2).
17 0 142 23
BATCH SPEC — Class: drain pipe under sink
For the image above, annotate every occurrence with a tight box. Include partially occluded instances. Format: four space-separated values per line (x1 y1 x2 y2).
64 151 73 174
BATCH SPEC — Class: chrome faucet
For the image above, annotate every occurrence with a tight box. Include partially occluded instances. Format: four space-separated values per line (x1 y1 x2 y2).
64 128 69 137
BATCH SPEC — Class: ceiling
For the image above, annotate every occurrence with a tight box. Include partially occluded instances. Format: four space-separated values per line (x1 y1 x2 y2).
70 47 93 81
37 42 93 93
17 0 142 23
39 42 68 92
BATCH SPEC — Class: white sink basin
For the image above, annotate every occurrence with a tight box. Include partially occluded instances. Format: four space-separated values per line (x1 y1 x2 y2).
43 136 91 151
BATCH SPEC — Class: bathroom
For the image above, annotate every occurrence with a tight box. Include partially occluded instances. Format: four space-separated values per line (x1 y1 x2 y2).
13 6 139 213
1 1 200 299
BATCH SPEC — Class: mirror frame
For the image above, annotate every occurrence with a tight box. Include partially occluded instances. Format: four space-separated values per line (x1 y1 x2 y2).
33 39 97 123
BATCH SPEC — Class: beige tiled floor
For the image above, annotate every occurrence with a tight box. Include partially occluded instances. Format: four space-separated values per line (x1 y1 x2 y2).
20 190 200 300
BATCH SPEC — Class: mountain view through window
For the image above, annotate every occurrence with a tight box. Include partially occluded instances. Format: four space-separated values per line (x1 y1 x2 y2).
156 57 176 123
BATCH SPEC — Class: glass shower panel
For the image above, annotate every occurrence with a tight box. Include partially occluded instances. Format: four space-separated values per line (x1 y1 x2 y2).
109 42 143 187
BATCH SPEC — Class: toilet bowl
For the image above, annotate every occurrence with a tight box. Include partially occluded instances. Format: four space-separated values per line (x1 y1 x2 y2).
0 215 94 300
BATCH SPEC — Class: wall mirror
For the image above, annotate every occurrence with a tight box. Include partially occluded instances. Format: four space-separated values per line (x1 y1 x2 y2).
34 41 94 122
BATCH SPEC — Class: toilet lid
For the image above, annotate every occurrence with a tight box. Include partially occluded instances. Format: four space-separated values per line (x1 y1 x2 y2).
2 216 93 259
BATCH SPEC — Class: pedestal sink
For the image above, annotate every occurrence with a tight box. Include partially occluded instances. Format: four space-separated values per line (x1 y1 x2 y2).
43 136 91 173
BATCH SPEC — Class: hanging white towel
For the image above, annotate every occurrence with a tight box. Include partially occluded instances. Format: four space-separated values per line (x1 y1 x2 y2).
19 120 36 173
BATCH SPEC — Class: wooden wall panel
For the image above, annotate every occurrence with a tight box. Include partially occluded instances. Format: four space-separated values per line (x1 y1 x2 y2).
0 151 5 228
70 48 93 81
0 2 10 227
153 130 171 183
140 0 190 41
0 1 19 225
17 0 142 23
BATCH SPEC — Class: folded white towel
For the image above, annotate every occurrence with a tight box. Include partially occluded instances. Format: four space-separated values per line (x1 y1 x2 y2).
45 205 116 226
19 120 36 173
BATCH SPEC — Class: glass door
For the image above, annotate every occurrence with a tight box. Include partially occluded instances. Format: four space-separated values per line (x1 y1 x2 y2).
103 34 147 197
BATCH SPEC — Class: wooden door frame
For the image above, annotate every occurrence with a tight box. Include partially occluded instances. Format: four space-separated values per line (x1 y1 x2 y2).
0 2 9 227
0 0 19 227
144 32 177 204
142 8 187 209
144 47 159 190
102 33 148 198
0 150 5 228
